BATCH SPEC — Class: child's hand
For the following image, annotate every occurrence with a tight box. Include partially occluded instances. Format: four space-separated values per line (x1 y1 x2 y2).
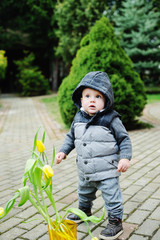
55 152 67 164
117 159 130 172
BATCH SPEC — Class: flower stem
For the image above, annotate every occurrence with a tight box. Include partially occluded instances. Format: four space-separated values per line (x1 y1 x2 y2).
30 190 44 212
45 187 60 221
28 195 48 223
85 222 94 238
38 185 51 228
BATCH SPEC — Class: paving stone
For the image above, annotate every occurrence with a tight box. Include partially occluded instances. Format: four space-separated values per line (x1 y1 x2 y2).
151 188 160 199
0 217 23 233
153 174 160 183
38 232 49 240
18 213 43 230
118 222 138 240
123 185 142 196
123 201 140 215
123 194 132 203
133 177 152 186
21 223 48 240
126 210 150 225
149 206 160 220
142 182 159 193
135 219 159 236
59 192 78 204
152 229 160 240
128 234 149 240
16 206 39 220
92 196 105 210
139 198 159 211
130 190 151 203
0 227 26 240
120 179 135 189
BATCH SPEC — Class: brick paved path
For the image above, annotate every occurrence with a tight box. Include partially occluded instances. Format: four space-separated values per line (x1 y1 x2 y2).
0 95 160 240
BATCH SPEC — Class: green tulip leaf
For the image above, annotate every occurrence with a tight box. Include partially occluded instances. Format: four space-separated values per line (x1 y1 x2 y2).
86 207 105 223
23 176 28 186
22 158 37 185
32 127 40 153
0 192 20 219
32 167 42 187
42 130 45 143
67 207 105 223
24 158 37 175
18 186 30 207
67 207 88 220
31 151 39 158
51 146 55 167
37 158 44 167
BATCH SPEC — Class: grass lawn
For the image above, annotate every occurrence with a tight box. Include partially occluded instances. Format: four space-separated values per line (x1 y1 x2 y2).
147 94 160 104
41 95 68 130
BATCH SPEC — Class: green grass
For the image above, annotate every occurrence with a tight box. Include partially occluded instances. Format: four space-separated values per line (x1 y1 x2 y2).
41 95 68 130
147 94 160 104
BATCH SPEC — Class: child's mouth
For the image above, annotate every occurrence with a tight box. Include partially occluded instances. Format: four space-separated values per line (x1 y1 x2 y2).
89 105 95 109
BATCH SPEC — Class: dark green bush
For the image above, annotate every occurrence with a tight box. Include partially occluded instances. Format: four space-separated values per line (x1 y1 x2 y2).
15 53 49 96
58 17 146 127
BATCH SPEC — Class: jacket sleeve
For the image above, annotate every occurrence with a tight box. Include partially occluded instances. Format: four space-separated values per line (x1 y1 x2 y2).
59 122 75 155
110 117 132 160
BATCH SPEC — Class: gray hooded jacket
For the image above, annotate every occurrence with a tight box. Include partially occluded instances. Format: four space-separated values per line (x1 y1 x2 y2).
60 71 132 181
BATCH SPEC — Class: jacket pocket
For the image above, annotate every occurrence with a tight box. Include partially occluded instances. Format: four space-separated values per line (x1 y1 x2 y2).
108 159 118 169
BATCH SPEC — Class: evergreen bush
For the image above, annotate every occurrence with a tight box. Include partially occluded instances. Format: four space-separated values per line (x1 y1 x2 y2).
15 53 49 96
58 17 146 128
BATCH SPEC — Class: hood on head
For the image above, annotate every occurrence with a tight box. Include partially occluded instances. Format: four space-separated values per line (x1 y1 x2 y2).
72 71 114 111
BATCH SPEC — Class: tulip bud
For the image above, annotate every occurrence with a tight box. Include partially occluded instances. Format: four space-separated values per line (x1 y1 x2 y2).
36 140 45 153
43 165 54 178
0 207 4 216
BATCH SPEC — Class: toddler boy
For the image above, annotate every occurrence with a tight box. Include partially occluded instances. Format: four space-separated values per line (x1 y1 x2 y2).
55 71 132 240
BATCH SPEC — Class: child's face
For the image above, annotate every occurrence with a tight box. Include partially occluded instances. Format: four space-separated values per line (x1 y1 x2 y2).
81 88 105 116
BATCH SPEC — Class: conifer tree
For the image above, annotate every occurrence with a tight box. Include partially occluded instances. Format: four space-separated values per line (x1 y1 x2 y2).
113 0 160 86
58 17 146 128
55 0 124 67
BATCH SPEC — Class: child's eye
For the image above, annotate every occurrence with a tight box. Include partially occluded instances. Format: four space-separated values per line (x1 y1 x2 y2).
96 95 101 99
85 94 90 98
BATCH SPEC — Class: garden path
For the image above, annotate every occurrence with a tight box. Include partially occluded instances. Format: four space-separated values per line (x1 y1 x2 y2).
0 94 160 240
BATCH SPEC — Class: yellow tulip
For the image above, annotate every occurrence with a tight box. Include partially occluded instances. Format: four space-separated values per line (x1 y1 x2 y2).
44 174 52 185
36 140 45 153
43 165 54 178
91 238 99 240
0 207 4 216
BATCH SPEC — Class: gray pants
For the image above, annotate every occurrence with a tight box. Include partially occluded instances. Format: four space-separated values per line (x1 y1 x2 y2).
78 176 123 219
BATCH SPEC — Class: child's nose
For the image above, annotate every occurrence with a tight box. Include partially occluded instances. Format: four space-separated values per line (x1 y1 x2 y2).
90 97 95 102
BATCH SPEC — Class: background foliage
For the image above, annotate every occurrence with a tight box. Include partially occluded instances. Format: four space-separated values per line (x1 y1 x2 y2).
113 0 160 86
0 0 159 94
55 0 115 66
15 52 49 96
0 50 7 80
58 17 146 128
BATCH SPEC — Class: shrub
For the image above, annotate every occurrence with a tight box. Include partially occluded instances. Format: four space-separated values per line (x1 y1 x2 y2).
58 17 146 127
0 50 7 80
15 52 49 96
